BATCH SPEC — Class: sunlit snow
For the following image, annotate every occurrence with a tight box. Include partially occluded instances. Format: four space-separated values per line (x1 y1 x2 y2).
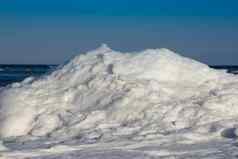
1 45 238 159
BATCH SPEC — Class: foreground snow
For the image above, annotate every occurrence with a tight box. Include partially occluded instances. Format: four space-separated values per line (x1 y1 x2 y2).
1 45 238 158
1 138 238 159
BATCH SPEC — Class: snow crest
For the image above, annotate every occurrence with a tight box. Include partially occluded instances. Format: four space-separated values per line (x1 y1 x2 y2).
0 44 238 143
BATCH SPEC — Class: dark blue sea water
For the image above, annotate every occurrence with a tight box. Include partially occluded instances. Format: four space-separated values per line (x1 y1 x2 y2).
0 65 238 87
0 65 56 87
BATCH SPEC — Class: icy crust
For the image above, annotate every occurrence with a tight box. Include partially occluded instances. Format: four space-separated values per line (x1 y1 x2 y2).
0 45 238 143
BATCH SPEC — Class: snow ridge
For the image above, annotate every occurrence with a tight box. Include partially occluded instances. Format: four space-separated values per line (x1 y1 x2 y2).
0 44 238 145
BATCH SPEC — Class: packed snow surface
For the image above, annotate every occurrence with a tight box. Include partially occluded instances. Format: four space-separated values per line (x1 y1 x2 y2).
1 45 238 159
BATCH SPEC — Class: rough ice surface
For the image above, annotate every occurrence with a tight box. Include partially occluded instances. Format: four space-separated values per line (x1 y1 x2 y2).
1 44 238 159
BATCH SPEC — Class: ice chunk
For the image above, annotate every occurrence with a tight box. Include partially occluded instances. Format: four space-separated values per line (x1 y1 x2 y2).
0 45 237 145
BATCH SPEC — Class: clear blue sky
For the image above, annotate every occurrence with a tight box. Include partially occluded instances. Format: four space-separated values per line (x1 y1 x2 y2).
0 0 238 64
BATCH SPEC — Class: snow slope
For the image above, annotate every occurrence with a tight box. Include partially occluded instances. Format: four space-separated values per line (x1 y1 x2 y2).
1 45 238 158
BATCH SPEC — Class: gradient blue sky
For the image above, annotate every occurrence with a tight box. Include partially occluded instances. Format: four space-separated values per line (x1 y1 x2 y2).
0 0 238 64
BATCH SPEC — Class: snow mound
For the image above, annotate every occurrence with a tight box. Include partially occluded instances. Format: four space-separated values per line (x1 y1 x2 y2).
1 44 238 143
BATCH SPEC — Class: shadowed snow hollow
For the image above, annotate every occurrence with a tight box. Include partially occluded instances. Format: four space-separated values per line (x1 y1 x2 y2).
1 44 238 142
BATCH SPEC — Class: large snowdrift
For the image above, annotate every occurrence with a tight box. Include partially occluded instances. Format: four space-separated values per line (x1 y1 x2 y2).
1 45 238 158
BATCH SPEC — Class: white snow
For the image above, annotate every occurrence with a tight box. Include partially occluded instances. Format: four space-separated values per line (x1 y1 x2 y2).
1 44 238 158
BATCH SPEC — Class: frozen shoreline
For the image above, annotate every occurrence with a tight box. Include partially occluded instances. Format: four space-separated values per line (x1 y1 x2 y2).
1 45 238 158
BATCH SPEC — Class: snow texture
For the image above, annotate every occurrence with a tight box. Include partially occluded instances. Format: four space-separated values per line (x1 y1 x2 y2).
1 44 238 158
